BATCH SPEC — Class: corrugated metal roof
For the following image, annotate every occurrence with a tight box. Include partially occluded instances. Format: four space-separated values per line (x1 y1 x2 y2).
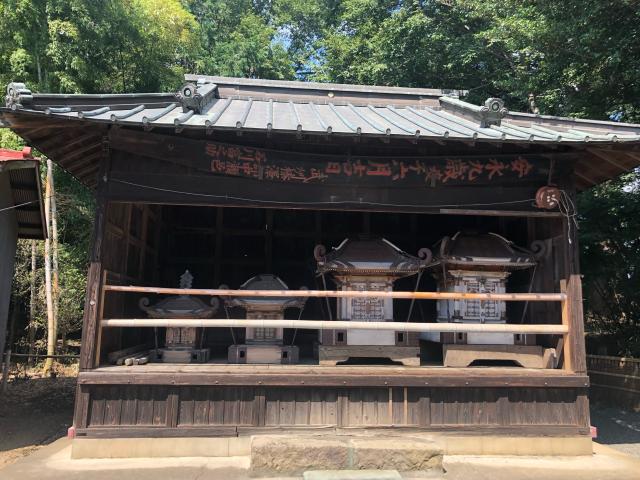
2 76 640 192
3 77 640 145
0 148 46 239
7 96 640 144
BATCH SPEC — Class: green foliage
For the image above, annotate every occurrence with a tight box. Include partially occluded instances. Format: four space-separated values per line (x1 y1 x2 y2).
185 0 296 79
315 0 640 120
1 0 640 355
10 163 93 347
578 173 640 356
1 0 199 93
203 12 295 79
0 130 24 150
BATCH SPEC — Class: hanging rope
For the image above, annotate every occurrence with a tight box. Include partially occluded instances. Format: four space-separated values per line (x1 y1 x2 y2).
290 305 306 346
557 189 579 245
223 304 237 345
405 270 424 322
518 263 538 324
320 273 333 321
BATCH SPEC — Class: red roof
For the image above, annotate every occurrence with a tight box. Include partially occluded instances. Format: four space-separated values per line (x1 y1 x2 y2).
0 146 32 162
0 146 45 239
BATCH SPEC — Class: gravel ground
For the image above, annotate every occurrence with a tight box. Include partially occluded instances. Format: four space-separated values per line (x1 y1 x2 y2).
590 403 640 458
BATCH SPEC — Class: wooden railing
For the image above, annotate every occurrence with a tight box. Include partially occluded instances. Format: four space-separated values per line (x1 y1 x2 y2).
94 275 587 372
103 284 566 302
101 318 568 334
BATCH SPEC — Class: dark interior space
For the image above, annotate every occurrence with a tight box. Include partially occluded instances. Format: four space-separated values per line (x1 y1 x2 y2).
99 202 565 365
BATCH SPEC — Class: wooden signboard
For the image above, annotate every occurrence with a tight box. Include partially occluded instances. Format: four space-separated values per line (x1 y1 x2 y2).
106 129 567 212
110 129 552 187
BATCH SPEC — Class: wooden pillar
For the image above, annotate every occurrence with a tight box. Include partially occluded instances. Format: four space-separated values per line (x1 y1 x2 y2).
214 207 223 286
78 150 110 371
265 209 273 272
560 275 587 374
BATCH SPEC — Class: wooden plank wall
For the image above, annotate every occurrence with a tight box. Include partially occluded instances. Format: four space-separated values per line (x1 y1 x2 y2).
99 202 161 362
588 355 640 410
525 217 568 350
76 384 590 437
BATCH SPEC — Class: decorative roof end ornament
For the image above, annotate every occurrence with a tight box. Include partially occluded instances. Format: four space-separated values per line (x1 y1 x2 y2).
528 93 541 115
5 82 33 110
480 97 508 128
175 82 218 114
438 95 508 128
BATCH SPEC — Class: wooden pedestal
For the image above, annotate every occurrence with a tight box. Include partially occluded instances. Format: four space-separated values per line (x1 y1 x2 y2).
443 344 557 369
228 344 299 364
318 345 420 366
159 348 210 364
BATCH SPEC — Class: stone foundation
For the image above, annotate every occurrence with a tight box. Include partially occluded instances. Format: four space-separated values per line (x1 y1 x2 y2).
249 434 443 476
71 432 592 462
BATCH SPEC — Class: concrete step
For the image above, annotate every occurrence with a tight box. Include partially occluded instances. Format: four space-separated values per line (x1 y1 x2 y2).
304 470 402 480
250 434 443 477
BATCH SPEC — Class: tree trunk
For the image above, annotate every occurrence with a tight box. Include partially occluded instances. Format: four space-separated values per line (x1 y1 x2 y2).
48 159 60 350
43 161 55 376
27 240 37 366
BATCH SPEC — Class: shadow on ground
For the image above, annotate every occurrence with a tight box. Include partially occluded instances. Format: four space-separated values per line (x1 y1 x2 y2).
590 403 640 458
0 374 76 467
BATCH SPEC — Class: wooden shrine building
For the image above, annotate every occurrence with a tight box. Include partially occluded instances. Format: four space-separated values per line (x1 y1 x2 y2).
2 76 640 453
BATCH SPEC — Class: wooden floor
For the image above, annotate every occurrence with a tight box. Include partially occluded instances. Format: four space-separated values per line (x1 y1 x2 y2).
80 364 589 388
74 364 591 438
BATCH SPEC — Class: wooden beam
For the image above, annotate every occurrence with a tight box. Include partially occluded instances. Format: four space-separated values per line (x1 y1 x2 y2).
78 154 110 370
587 148 631 172
93 270 107 367
71 152 102 172
13 125 53 137
100 318 569 335
622 151 640 164
213 208 223 286
439 208 563 218
106 168 547 214
574 170 598 186
59 141 101 163
3 117 86 130
51 133 99 156
102 284 566 302
562 275 587 374
75 165 100 185
77 368 590 388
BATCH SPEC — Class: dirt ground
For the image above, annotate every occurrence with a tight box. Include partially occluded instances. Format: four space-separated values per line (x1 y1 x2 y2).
0 366 639 470
0 364 77 469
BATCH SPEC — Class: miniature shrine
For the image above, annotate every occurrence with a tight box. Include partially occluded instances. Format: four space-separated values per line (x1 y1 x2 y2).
224 273 307 364
3 75 640 450
422 231 556 368
314 237 429 365
139 270 218 363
